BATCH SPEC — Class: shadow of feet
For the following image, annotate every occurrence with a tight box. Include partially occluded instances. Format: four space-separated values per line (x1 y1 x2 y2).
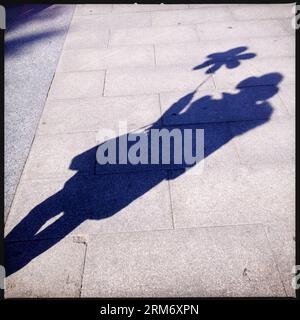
5 45 283 276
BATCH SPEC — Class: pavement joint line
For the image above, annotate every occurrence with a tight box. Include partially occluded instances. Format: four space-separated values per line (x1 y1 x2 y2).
34 115 293 137
193 22 202 43
104 16 292 32
93 143 98 175
56 68 107 73
225 3 239 22
105 27 291 48
79 241 88 298
52 68 107 74
106 37 295 49
167 171 176 230
188 4 231 9
277 91 295 117
61 4 77 52
101 83 294 98
193 16 294 25
33 130 101 137
150 10 153 27
102 69 107 96
53 54 295 74
60 36 295 52
37 91 181 101
17 156 287 185
153 44 157 66
211 73 217 90
5 222 270 244
231 132 244 167
279 18 295 35
109 6 193 15
13 175 78 183
20 174 92 183
261 225 289 296
54 54 295 74
215 82 295 92
107 28 111 48
159 94 174 230
73 7 190 17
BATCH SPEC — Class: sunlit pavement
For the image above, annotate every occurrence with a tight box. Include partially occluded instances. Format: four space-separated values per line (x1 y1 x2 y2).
4 4 74 220
4 4 295 297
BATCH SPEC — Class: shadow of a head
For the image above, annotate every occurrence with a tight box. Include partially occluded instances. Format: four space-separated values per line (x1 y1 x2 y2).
162 72 282 125
237 72 283 90
193 46 256 74
4 68 284 277
69 72 283 177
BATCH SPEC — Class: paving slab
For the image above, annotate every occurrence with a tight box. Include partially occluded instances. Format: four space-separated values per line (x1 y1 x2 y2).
229 117 295 166
248 36 295 58
196 20 289 41
151 7 234 26
111 4 189 13
251 57 295 85
57 45 154 72
63 28 109 49
6 3 295 298
4 4 74 220
37 94 160 135
264 221 295 297
155 36 294 68
48 70 105 100
169 161 295 296
5 237 86 298
70 11 152 30
109 25 199 46
74 4 113 16
5 170 172 242
22 131 97 180
169 163 294 229
279 18 295 36
104 65 215 96
278 84 295 116
228 3 294 20
188 4 230 9
81 225 285 297
155 41 243 67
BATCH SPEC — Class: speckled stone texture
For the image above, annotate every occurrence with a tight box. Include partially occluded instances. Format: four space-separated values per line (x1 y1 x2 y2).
5 3 295 297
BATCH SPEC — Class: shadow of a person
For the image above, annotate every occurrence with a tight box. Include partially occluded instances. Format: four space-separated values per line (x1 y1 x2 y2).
5 72 283 276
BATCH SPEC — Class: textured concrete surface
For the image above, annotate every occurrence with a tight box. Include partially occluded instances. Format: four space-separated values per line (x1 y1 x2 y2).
57 45 155 72
22 131 97 179
104 65 215 96
5 171 173 241
4 4 74 220
5 237 86 298
81 225 285 297
48 70 105 100
37 95 161 134
5 4 295 297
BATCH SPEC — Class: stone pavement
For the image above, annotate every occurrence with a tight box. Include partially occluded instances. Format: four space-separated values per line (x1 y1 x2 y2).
4 4 295 297
4 5 74 221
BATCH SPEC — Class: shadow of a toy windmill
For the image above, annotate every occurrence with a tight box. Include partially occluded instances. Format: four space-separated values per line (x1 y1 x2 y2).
193 46 256 74
5 47 283 276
